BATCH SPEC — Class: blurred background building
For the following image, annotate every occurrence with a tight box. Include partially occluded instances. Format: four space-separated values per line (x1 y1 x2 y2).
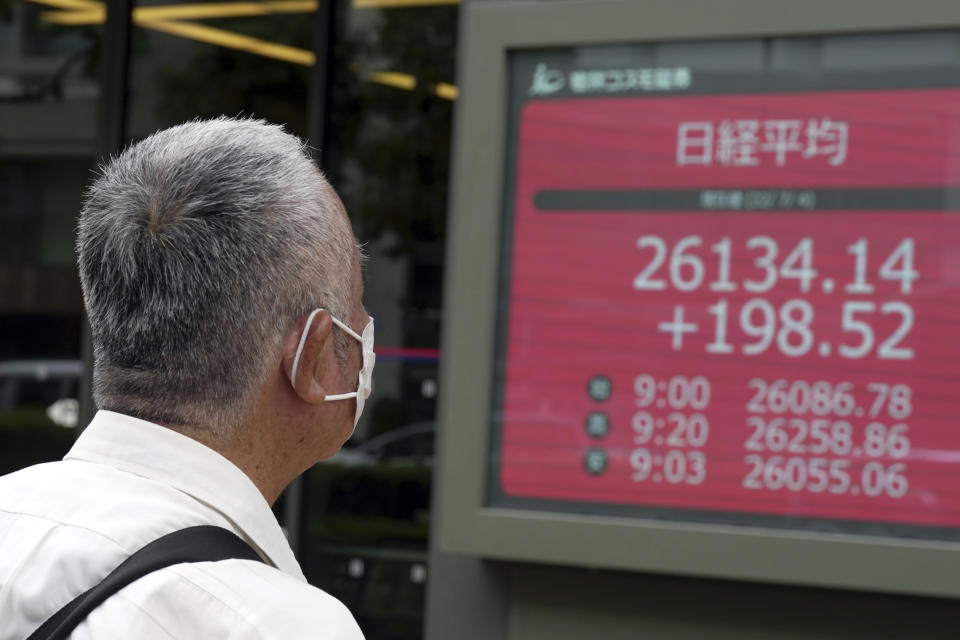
2 1 452 637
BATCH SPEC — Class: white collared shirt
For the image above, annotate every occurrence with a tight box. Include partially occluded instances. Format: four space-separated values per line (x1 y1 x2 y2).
0 411 365 639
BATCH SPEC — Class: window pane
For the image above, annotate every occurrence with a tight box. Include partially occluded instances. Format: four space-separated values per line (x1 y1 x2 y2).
128 0 312 138
301 2 457 639
0 1 99 472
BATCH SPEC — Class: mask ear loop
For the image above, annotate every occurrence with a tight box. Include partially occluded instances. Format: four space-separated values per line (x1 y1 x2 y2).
329 315 363 342
322 316 366 400
290 309 323 385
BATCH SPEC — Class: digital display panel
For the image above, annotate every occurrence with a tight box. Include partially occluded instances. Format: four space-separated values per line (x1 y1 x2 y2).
490 41 960 538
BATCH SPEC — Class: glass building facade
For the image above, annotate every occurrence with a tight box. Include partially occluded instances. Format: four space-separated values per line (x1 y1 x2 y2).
1 1 456 637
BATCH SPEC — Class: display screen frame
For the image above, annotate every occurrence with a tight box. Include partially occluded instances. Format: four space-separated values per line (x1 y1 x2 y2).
436 0 960 598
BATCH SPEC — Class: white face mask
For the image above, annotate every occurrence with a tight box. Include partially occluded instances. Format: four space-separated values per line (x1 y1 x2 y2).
290 309 375 429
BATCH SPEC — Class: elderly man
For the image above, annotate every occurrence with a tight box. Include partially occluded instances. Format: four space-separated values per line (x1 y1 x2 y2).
0 118 372 638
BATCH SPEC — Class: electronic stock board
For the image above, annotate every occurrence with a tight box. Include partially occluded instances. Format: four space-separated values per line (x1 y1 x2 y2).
492 50 960 538
438 1 960 597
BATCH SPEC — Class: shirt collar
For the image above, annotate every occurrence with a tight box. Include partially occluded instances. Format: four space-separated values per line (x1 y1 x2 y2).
65 410 305 581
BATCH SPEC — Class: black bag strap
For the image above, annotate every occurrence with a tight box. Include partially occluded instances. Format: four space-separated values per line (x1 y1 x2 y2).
26 525 265 640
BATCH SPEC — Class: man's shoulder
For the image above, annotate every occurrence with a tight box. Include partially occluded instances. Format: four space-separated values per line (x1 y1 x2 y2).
0 457 232 545
0 458 65 489
96 558 365 639
177 559 362 631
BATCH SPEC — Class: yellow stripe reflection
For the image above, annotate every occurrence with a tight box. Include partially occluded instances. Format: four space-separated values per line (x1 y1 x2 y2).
30 0 458 99
366 73 459 101
42 8 103 23
145 19 317 66
41 0 458 23
367 71 416 91
148 1 310 20
43 1 318 24
433 82 458 100
27 0 98 10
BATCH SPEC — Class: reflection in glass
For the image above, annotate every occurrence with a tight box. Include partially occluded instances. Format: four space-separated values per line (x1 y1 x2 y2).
300 3 457 639
0 3 99 472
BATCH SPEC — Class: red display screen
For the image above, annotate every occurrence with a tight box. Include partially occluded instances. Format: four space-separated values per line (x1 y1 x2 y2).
494 83 960 533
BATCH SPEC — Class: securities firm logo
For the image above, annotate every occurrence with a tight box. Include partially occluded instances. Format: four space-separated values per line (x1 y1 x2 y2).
528 63 566 96
528 62 693 97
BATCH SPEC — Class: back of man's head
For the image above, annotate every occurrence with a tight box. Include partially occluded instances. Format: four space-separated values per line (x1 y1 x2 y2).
77 117 355 438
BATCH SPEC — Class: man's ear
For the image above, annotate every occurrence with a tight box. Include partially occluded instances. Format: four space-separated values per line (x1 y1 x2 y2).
284 310 335 404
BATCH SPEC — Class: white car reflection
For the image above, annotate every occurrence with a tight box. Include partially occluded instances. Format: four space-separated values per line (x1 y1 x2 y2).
0 359 82 427
327 422 435 467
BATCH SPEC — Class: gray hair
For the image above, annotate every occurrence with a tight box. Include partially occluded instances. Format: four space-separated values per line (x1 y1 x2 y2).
77 117 356 438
